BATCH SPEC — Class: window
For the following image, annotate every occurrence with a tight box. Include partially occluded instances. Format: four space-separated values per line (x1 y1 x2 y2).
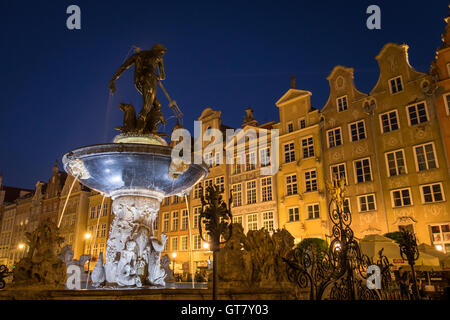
299 118 306 129
215 176 225 193
193 207 201 229
171 237 178 251
171 211 179 231
102 203 108 216
348 120 366 142
204 179 213 195
304 169 318 192
301 137 315 158
246 152 256 171
246 180 257 204
358 194 376 212
260 147 271 167
288 207 300 222
391 188 412 208
231 184 242 207
286 174 298 196
233 156 242 174
205 152 213 167
337 96 348 112
163 213 169 233
261 177 273 202
430 224 450 253
181 209 188 230
232 215 243 225
193 183 202 199
215 151 222 166
172 196 179 204
247 213 258 231
353 158 372 183
193 234 201 250
327 128 342 148
307 204 320 219
380 110 399 133
389 76 403 94
330 163 347 184
90 207 95 219
97 205 101 218
407 102 428 125
420 183 445 203
153 217 159 231
287 122 294 133
163 197 170 206
385 149 407 177
262 211 274 232
181 236 188 251
100 224 107 237
444 93 450 116
414 143 438 171
284 143 295 163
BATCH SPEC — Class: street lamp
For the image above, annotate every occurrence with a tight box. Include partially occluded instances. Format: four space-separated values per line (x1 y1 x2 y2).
18 244 24 250
203 242 210 250
84 232 92 272
171 252 177 277
84 233 91 240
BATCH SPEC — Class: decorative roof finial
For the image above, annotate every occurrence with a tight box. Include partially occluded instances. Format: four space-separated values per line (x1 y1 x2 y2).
290 74 296 89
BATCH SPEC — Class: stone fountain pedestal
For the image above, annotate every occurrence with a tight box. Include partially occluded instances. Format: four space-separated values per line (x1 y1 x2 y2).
62 135 208 289
104 194 167 287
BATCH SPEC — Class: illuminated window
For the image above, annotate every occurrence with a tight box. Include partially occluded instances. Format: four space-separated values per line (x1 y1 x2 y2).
247 213 258 231
193 183 202 199
301 137 314 158
171 237 178 251
181 209 188 230
246 180 257 204
246 152 256 171
286 174 298 196
261 177 273 202
262 211 274 232
193 234 201 250
260 147 271 167
193 207 201 229
181 236 188 251
101 224 107 237
163 212 169 233
231 184 242 207
171 211 179 232
284 143 295 163
90 207 95 219
304 169 317 192
102 203 108 216
232 215 243 225
430 224 450 254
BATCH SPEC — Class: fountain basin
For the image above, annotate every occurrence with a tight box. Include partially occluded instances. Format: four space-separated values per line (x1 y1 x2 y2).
62 143 208 200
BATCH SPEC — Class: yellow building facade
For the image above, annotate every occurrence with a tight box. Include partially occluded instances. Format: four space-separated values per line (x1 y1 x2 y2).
275 87 329 244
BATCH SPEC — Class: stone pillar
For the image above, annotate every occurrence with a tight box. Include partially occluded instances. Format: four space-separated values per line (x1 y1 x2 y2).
104 195 167 287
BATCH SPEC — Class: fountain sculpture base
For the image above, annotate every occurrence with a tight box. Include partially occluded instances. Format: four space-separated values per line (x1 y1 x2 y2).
101 195 168 288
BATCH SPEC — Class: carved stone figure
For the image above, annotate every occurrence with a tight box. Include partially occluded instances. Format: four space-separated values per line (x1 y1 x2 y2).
13 219 67 289
103 196 167 287
91 252 106 287
109 44 167 133
216 223 294 289
160 254 175 283
147 235 168 286
114 103 136 133
117 241 141 287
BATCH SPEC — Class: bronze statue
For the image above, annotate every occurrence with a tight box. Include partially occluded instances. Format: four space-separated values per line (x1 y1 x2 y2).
109 44 167 133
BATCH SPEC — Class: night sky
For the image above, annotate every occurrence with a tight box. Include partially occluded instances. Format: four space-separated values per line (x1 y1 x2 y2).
1 0 448 189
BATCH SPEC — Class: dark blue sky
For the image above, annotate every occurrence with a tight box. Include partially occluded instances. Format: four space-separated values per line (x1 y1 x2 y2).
1 0 448 189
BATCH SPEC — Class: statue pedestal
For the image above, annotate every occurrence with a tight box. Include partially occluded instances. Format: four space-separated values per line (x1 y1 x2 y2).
104 195 167 287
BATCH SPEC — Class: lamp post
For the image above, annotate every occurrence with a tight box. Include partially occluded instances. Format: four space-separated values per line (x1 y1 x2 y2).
199 184 232 300
84 233 92 272
171 252 177 278
398 229 420 300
